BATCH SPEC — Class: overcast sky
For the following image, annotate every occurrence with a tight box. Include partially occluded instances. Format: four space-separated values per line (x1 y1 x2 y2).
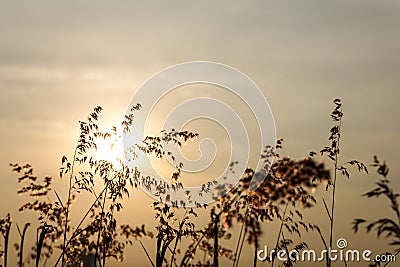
1 1 399 266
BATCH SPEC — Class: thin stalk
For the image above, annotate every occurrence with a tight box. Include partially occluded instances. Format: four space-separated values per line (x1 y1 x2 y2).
18 223 30 267
139 240 155 267
102 228 107 267
94 187 108 267
281 232 291 267
383 250 399 267
235 228 247 267
169 210 188 267
102 175 120 267
327 171 337 267
166 247 179 267
328 116 342 267
179 234 204 267
271 203 289 267
3 219 11 267
157 238 173 267
54 183 110 267
233 204 249 267
232 223 244 267
316 227 328 252
213 213 220 267
253 243 258 267
95 253 103 267
156 233 162 267
36 224 48 267
61 145 79 267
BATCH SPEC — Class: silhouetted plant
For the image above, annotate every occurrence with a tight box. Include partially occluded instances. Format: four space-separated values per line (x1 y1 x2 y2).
1 99 391 267
177 139 332 267
353 156 400 267
308 99 368 267
241 146 330 267
15 222 30 267
131 128 203 267
7 106 150 267
0 213 11 267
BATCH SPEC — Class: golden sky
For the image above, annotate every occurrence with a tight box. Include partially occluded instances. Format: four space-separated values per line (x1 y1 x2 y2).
1 1 399 266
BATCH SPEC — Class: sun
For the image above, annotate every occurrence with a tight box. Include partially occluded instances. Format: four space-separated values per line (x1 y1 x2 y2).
95 135 124 171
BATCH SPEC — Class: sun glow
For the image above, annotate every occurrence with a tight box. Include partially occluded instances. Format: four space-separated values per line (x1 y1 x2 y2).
95 135 124 171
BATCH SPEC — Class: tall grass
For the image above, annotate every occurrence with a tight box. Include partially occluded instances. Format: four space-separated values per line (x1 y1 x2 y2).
353 156 400 266
0 99 396 267
314 99 368 267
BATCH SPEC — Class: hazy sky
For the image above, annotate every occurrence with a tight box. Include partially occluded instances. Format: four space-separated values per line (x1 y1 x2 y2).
1 1 399 266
